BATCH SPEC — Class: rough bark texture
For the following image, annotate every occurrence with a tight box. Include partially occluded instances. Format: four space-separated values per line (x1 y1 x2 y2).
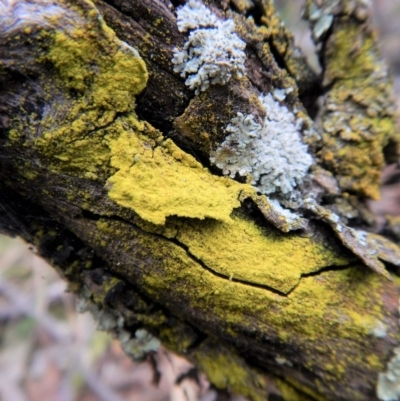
1 1 400 401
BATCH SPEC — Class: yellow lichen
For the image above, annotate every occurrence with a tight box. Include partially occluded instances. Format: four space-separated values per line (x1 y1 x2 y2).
170 213 349 294
102 125 350 293
92 219 383 343
94 217 387 397
107 132 245 225
194 348 266 401
29 5 148 181
319 22 398 199
6 3 391 397
25 6 245 226
157 325 198 354
46 12 147 105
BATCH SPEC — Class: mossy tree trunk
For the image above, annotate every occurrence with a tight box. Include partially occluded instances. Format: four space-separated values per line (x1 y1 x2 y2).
1 1 400 400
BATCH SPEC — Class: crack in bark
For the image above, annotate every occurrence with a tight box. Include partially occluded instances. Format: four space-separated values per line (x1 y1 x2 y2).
78 206 354 297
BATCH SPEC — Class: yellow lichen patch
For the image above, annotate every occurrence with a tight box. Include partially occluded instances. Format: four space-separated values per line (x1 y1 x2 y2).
194 346 267 401
282 269 384 340
93 218 389 398
171 213 349 294
47 15 147 107
107 132 245 225
37 125 115 180
29 12 247 225
23 2 148 181
319 21 398 199
324 26 376 81
104 218 379 343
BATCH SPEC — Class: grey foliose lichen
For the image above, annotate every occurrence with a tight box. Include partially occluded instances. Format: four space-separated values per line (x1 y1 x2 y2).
175 0 218 31
210 93 313 197
172 0 246 94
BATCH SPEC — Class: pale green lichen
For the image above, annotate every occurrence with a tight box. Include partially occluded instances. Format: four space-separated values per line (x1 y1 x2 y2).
172 0 246 94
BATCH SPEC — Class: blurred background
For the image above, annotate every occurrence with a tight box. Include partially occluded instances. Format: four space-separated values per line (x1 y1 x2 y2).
1 1 400 400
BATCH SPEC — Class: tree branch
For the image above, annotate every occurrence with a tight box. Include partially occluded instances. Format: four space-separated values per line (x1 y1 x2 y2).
1 1 400 400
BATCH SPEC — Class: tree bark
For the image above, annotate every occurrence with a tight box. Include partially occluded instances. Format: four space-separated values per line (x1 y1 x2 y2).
1 1 400 400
